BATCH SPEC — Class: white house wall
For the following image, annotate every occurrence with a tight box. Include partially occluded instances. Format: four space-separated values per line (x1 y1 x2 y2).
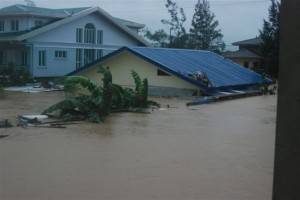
27 13 142 77
27 13 138 46
0 16 53 32
1 16 28 31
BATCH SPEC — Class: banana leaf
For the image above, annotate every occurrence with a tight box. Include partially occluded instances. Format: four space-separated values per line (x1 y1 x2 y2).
42 98 91 115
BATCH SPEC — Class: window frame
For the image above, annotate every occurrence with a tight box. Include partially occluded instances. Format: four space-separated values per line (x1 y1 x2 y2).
84 49 95 65
76 28 83 43
76 49 82 69
11 20 19 31
21 50 28 66
84 23 96 44
97 30 103 44
96 49 103 59
0 21 4 32
38 51 46 66
55 51 67 59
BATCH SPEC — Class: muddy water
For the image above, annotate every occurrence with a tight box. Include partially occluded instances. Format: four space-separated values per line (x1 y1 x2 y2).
0 92 277 200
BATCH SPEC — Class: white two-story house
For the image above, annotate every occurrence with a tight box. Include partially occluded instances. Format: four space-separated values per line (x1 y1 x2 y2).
0 4 149 77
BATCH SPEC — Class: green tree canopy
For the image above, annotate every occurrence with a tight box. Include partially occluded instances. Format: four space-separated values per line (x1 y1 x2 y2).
259 0 280 77
143 0 188 48
143 0 225 54
188 0 225 54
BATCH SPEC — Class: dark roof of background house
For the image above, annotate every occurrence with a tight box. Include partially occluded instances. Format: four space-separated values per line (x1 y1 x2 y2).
224 49 262 58
232 37 262 46
69 46 270 91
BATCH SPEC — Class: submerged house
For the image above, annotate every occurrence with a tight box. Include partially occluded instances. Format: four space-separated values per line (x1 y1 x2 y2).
224 37 265 73
69 46 270 96
0 4 148 78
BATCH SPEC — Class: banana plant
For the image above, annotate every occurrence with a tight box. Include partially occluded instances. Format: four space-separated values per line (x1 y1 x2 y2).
42 66 159 123
42 66 111 122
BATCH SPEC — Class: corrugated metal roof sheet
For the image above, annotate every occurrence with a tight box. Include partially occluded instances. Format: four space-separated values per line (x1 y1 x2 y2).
128 47 268 89
69 46 271 91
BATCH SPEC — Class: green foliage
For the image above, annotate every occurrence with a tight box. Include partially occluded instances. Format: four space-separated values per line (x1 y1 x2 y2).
0 63 34 86
42 66 160 123
258 73 277 95
188 0 225 54
259 84 277 95
259 0 280 77
143 28 169 47
144 0 188 48
143 0 225 52
131 70 149 108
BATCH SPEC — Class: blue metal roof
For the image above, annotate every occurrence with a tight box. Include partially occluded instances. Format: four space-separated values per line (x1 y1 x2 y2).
69 46 271 91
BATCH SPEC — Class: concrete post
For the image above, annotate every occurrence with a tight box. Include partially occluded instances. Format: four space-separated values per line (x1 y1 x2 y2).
272 0 300 199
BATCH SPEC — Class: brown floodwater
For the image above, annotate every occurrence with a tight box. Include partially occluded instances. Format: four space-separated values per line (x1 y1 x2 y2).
0 91 277 200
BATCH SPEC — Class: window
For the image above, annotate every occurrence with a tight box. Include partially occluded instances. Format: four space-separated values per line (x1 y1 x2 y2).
243 61 249 68
36 20 44 26
11 20 19 31
97 30 103 44
84 49 95 65
84 23 95 44
39 51 46 66
21 51 28 66
0 21 4 31
253 62 259 69
76 49 82 69
157 69 170 76
55 51 67 59
0 51 3 65
76 28 82 43
96 49 103 59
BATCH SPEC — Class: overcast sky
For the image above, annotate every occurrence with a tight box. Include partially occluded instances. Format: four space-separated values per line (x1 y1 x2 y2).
0 0 274 50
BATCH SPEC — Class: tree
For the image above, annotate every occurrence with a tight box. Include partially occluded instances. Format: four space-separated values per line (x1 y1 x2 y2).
24 0 36 7
143 28 169 47
189 0 225 54
144 0 188 48
259 0 280 77
161 0 188 48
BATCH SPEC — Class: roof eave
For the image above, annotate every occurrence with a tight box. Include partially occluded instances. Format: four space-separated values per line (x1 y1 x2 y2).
0 13 67 18
11 7 149 46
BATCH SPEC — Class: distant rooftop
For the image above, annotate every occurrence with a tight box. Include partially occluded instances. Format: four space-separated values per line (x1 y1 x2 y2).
232 37 262 46
0 4 145 29
0 4 90 17
224 49 262 58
